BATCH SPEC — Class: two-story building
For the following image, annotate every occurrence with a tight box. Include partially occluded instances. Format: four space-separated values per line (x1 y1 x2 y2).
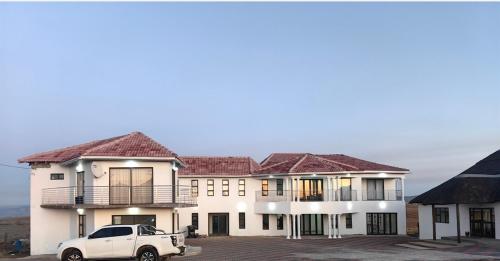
19 132 196 255
19 132 409 255
178 153 409 239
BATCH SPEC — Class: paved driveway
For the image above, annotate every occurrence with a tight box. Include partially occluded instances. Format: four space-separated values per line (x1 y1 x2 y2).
2 236 500 261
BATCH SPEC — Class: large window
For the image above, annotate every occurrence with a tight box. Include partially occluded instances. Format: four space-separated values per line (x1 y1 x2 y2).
366 213 397 235
78 215 86 238
435 208 449 223
366 179 384 200
262 180 269 196
238 179 245 196
239 212 245 229
277 215 284 230
112 215 156 227
262 214 269 230
192 213 199 229
277 179 284 196
207 179 214 196
340 178 352 201
345 214 352 229
222 179 229 196
191 180 198 197
109 168 153 205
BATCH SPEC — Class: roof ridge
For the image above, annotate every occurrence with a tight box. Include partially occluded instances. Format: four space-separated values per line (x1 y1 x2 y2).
257 157 299 172
259 153 275 166
314 155 360 170
82 132 136 156
289 154 309 173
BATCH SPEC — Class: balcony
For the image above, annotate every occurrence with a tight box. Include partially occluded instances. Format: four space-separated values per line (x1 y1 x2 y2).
256 189 359 202
362 190 402 201
41 185 197 209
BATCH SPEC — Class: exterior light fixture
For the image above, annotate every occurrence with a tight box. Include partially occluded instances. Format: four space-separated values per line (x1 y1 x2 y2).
379 202 387 209
268 202 276 211
128 207 140 214
378 172 388 178
77 208 84 215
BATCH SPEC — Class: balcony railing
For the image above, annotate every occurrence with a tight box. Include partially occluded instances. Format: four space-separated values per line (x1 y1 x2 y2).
255 190 292 202
256 189 359 202
41 185 196 207
362 190 402 201
337 189 358 201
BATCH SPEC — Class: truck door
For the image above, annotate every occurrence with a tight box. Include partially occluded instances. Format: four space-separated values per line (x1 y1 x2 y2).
112 227 136 258
86 227 114 258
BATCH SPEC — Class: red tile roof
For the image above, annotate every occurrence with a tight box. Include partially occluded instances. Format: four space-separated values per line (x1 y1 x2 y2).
256 153 408 175
179 156 260 177
18 132 179 163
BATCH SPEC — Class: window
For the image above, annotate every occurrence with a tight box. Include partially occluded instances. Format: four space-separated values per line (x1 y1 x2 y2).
277 215 284 230
239 212 245 229
192 213 198 229
277 179 283 196
109 168 153 205
207 179 214 196
78 215 86 238
238 179 245 196
262 180 269 196
345 214 352 229
191 180 198 197
50 173 64 180
114 227 133 237
366 179 384 200
435 208 449 223
366 213 397 235
340 178 352 201
90 228 114 239
112 215 156 227
222 179 229 196
262 214 269 230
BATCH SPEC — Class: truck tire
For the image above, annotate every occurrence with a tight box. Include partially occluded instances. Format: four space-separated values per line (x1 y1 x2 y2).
63 249 83 261
139 247 159 261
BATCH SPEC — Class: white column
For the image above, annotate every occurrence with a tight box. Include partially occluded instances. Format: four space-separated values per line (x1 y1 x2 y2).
332 214 337 238
286 214 290 239
325 177 330 201
292 215 297 239
297 214 301 239
401 177 405 202
337 214 342 238
328 214 332 238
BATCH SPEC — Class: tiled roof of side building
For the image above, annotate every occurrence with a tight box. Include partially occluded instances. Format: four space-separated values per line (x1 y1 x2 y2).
179 156 260 177
18 132 180 163
255 153 408 175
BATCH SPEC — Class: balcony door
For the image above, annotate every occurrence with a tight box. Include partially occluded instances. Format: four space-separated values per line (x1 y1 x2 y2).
299 179 323 201
110 168 153 205
366 179 384 200
470 208 495 238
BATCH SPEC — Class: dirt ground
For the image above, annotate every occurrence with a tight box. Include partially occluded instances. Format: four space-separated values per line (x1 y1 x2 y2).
0 217 29 258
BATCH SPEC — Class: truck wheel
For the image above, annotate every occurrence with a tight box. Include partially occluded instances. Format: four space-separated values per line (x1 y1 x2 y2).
139 248 159 261
63 249 83 261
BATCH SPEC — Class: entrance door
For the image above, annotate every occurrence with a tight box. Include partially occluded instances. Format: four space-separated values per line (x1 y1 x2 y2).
470 208 495 238
301 214 324 235
210 213 229 236
366 213 397 235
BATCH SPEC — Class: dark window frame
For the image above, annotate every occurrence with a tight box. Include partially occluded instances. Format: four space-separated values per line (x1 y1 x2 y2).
111 215 157 227
78 215 86 238
277 179 284 196
435 207 449 223
207 179 214 196
262 179 269 196
345 213 352 229
191 180 198 197
239 212 245 229
263 214 269 230
50 173 64 180
222 179 229 196
238 179 245 196
192 213 199 229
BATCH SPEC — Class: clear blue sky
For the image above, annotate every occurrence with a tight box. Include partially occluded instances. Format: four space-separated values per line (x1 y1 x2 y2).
1 3 500 206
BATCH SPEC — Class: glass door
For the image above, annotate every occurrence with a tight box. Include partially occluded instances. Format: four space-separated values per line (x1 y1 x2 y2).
110 168 131 205
76 171 85 204
131 168 153 204
470 208 495 238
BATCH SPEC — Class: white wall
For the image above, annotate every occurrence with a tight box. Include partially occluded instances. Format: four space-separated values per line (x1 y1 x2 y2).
418 203 500 240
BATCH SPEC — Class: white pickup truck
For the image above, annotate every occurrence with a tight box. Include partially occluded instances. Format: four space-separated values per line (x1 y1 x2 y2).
56 224 185 261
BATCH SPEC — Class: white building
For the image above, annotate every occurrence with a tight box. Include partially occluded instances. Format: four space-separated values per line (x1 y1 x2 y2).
411 150 500 241
20 132 409 255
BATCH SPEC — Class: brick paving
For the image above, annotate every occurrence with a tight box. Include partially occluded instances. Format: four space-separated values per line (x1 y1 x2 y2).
176 236 500 261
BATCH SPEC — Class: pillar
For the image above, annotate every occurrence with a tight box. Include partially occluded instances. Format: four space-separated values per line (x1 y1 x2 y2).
286 214 291 239
328 214 332 238
432 204 436 240
297 177 301 202
297 214 301 239
456 203 461 243
292 215 297 239
336 214 342 238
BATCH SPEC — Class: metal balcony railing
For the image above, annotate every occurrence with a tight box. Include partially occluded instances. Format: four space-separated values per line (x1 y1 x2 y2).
336 189 358 201
41 185 196 207
256 189 360 202
362 190 402 201
255 190 292 202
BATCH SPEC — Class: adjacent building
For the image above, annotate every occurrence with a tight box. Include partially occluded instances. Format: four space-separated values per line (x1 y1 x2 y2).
20 132 409 255
411 150 500 241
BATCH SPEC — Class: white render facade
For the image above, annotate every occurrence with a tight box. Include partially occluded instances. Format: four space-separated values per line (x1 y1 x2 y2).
21 132 410 255
178 172 408 239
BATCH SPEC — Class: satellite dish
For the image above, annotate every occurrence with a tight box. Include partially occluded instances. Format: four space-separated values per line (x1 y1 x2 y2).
91 162 106 178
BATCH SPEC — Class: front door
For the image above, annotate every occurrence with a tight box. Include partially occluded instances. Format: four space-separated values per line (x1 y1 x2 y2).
301 214 324 235
210 213 229 236
366 213 397 235
470 208 495 238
